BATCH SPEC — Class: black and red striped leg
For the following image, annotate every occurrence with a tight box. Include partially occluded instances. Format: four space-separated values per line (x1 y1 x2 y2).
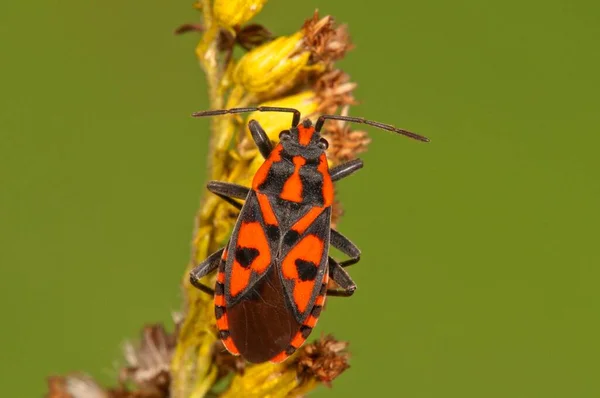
330 158 363 182
189 247 224 295
327 257 357 297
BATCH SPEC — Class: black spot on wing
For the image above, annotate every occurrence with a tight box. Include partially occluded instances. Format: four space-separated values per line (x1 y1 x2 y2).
235 247 260 268
319 284 326 295
295 259 319 281
300 325 312 338
219 330 230 339
283 229 300 246
215 282 224 295
311 305 322 318
215 306 225 319
265 224 280 242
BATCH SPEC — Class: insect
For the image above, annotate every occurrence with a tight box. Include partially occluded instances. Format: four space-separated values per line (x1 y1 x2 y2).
190 106 429 363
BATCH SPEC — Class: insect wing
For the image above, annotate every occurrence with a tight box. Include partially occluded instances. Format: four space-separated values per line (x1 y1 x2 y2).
223 190 275 304
280 206 331 323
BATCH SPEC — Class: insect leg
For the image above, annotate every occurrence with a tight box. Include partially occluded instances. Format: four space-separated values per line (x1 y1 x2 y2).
326 257 357 297
189 247 225 295
248 120 273 159
330 159 363 182
206 181 250 210
329 228 361 268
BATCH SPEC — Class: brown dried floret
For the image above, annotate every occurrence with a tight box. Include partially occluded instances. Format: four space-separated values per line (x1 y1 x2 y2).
46 374 107 398
120 324 176 394
322 106 371 163
212 340 246 379
302 11 353 65
314 69 358 115
294 335 351 386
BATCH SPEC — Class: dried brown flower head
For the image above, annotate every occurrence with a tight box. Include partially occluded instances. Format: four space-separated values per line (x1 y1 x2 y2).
46 374 107 398
322 106 371 163
302 11 353 65
120 324 176 393
294 335 351 387
212 340 246 378
314 69 358 114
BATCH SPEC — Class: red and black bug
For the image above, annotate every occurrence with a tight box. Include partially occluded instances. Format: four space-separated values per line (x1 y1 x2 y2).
190 106 429 364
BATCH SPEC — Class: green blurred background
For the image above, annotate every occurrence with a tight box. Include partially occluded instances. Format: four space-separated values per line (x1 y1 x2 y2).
2 0 599 396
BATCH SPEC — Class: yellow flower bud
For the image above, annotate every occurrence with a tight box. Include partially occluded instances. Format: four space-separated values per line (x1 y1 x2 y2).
238 90 320 183
220 362 298 398
232 32 315 95
213 0 267 28
247 90 319 141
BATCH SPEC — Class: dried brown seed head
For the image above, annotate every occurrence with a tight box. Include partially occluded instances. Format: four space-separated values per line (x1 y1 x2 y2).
302 11 353 66
212 340 247 379
46 374 107 398
121 324 176 391
314 69 358 115
294 335 350 386
322 106 371 163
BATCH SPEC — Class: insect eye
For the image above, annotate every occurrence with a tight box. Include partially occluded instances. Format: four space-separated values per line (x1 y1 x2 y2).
279 131 291 141
318 138 329 150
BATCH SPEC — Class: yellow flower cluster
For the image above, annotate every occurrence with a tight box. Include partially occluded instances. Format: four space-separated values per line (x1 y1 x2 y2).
44 2 361 398
172 2 359 397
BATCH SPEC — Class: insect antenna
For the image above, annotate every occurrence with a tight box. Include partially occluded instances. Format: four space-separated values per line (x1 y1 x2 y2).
315 114 430 142
192 106 301 127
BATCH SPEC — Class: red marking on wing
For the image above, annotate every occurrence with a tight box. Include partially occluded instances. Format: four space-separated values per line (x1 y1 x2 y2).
230 221 271 297
229 265 251 298
280 156 306 202
291 206 324 235
290 332 305 348
257 192 278 225
282 234 324 313
304 314 319 328
222 337 240 355
315 294 325 306
252 144 283 190
293 282 315 315
297 124 315 146
215 255 240 357
269 350 288 363
216 311 229 331
318 153 334 206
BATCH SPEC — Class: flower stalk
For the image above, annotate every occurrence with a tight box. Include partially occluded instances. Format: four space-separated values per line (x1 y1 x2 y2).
47 2 368 397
